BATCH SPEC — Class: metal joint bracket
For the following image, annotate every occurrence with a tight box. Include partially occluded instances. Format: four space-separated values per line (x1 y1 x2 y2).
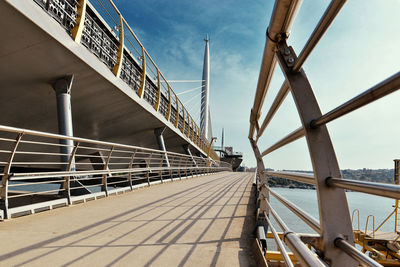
277 42 296 69
283 231 294 242
258 182 268 193
266 28 289 43
309 118 318 129
325 176 333 187
53 75 74 95
250 108 259 124
301 234 323 251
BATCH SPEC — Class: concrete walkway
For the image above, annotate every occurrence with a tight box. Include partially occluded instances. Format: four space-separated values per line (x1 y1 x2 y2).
0 172 256 266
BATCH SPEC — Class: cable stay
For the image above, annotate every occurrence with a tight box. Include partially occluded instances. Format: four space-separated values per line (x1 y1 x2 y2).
163 80 205 83
177 85 205 96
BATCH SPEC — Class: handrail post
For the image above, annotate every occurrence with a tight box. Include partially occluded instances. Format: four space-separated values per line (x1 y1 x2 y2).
190 121 193 141
181 107 185 133
112 13 124 78
276 40 356 265
0 133 23 219
166 85 172 120
158 153 164 183
178 156 183 180
184 157 189 178
206 137 217 172
70 0 87 43
102 146 114 196
64 142 80 204
146 152 153 186
127 149 136 190
249 138 270 229
137 47 146 98
154 69 161 111
169 155 173 180
174 95 179 127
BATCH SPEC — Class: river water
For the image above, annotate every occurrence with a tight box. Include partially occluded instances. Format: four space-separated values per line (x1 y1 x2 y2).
269 187 396 234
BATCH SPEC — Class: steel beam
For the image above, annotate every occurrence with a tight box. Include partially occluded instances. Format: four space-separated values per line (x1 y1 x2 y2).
52 75 75 171
249 138 269 233
154 127 170 167
276 41 357 266
0 133 23 219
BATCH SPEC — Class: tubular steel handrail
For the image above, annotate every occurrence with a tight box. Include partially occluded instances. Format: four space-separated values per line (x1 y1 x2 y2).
352 209 360 232
270 189 321 233
31 0 217 160
249 0 400 266
365 215 376 239
0 124 231 219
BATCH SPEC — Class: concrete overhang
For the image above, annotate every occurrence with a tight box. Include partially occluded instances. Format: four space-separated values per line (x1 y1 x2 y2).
0 0 205 156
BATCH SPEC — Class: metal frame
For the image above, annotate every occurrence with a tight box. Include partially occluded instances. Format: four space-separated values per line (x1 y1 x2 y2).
248 0 400 265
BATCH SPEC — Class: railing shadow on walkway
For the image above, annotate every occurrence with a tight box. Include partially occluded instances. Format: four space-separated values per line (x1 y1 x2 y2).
0 172 256 266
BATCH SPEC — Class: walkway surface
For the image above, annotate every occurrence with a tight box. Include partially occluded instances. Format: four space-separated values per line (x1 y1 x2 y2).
0 172 256 266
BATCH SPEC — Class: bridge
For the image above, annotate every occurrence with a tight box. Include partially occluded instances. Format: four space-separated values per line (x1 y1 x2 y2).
1 0 400 266
0 0 217 158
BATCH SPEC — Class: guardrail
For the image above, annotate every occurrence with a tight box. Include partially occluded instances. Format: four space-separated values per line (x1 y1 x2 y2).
0 124 231 219
31 0 218 160
249 0 399 266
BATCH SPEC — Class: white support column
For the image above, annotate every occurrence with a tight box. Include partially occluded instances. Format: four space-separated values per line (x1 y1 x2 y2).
154 127 170 167
52 75 75 171
183 144 197 167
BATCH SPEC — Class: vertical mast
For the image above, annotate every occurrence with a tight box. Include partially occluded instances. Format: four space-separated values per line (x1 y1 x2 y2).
200 34 210 140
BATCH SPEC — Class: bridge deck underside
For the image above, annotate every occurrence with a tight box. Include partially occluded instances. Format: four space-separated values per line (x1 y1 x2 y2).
0 172 256 266
0 0 200 156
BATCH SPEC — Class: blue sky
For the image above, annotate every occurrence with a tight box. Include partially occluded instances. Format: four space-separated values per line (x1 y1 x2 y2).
113 0 400 170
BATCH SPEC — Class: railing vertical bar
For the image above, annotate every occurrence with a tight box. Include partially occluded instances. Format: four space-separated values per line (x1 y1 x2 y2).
0 133 24 219
138 46 146 98
127 149 136 190
64 142 80 204
112 13 124 78
102 146 114 196
70 0 87 43
154 69 161 111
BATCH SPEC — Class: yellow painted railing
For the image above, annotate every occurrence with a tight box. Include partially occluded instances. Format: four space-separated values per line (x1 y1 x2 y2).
63 0 218 160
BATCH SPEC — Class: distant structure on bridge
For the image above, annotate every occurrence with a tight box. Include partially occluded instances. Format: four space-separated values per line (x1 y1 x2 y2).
214 128 243 171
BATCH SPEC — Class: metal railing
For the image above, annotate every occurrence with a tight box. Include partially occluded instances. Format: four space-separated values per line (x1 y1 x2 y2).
249 0 400 266
0 124 231 219
31 0 218 160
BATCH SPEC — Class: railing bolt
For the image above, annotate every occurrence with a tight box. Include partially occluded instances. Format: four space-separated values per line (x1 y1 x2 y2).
284 48 291 55
287 57 294 63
